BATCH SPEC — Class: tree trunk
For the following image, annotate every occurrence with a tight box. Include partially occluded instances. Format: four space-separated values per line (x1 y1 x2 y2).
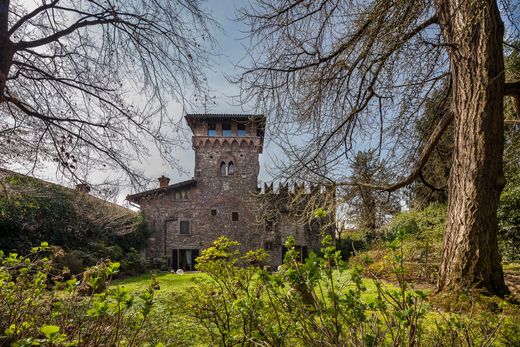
435 0 509 295
0 0 11 100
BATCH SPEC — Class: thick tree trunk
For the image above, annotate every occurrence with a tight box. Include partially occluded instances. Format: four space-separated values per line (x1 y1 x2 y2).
435 0 509 295
0 0 11 100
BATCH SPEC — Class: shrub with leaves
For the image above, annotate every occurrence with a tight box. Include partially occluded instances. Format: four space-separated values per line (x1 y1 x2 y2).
0 243 163 346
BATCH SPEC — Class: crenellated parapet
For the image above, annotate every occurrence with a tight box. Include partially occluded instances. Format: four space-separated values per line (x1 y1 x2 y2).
192 136 262 152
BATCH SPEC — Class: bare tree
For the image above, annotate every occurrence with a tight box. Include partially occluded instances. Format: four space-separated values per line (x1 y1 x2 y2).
237 0 520 295
0 0 215 186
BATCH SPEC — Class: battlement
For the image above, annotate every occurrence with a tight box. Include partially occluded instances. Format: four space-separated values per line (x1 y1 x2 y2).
259 182 334 197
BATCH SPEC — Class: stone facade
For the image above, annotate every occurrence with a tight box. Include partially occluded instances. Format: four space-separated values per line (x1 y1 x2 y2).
127 114 334 269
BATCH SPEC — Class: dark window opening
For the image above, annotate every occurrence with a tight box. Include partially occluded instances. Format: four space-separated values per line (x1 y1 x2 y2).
256 125 263 137
220 161 227 176
211 209 217 216
264 241 273 250
179 220 190 235
172 249 199 271
228 161 235 175
232 212 239 221
265 220 274 232
222 122 232 136
237 123 247 136
207 123 216 136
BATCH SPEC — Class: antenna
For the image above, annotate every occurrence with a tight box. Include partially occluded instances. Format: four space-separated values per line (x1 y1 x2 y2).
194 92 217 114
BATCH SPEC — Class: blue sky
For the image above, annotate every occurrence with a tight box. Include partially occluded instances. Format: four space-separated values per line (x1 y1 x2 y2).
125 0 274 196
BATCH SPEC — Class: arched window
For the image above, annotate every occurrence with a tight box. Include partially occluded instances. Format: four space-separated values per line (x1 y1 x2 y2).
228 161 235 175
220 161 227 176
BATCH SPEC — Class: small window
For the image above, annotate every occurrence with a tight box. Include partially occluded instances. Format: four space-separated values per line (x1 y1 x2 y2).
264 241 273 250
211 209 217 216
182 190 189 199
228 161 235 175
220 161 227 176
208 122 216 136
179 220 190 235
174 191 181 200
222 122 232 136
232 212 239 221
237 123 247 136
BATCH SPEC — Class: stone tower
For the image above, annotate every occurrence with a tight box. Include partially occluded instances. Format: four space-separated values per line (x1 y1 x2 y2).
185 114 266 250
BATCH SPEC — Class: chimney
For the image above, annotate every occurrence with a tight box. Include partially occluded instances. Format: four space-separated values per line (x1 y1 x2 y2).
76 183 91 194
158 175 170 188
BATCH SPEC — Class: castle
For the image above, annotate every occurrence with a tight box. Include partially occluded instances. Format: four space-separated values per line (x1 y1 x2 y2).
126 114 334 270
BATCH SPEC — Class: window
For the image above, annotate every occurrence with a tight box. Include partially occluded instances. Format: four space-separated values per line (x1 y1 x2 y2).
182 190 188 199
232 212 239 221
179 220 190 235
264 241 273 250
174 191 181 200
211 209 217 216
220 161 227 176
237 123 247 136
222 122 232 136
207 122 216 136
228 161 235 175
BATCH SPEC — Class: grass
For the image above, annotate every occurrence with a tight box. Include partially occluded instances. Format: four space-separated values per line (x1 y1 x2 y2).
111 271 209 296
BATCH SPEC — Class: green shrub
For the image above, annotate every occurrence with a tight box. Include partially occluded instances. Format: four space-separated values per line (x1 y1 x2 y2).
0 243 165 346
0 173 150 276
351 203 446 283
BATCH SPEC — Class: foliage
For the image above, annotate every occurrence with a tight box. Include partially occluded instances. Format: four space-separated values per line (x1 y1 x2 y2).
351 203 446 283
0 172 149 276
343 150 401 240
0 243 165 346
498 166 520 262
189 232 488 346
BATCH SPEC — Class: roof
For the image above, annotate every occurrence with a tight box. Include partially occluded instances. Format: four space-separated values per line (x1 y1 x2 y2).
126 179 197 203
185 113 265 121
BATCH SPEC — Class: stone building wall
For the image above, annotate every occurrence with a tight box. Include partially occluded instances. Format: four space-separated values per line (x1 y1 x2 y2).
127 114 335 269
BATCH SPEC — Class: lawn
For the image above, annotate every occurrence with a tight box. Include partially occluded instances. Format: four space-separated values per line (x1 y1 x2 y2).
111 271 209 295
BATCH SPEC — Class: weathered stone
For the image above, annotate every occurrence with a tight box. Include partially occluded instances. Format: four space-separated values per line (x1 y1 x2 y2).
127 114 334 269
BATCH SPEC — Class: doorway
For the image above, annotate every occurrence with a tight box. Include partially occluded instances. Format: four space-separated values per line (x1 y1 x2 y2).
171 249 199 271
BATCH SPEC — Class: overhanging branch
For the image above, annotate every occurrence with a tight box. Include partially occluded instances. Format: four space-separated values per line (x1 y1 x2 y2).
337 110 454 192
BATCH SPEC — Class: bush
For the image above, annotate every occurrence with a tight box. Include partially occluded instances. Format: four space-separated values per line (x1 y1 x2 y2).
0 172 150 276
350 203 446 283
0 243 166 346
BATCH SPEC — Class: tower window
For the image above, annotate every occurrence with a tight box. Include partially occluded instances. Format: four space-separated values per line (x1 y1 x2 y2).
211 209 217 216
237 123 247 136
179 220 190 235
220 161 227 176
232 212 239 221
264 241 273 250
228 161 235 175
208 123 216 136
222 122 232 136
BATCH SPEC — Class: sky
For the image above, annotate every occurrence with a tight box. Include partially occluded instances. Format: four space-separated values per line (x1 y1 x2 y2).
133 0 275 196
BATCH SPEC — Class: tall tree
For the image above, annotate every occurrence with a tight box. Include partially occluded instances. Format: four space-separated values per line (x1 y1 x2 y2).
345 151 400 239
0 0 214 185
238 0 520 295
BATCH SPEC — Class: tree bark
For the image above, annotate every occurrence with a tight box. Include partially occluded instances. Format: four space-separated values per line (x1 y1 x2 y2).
435 0 509 295
0 0 11 100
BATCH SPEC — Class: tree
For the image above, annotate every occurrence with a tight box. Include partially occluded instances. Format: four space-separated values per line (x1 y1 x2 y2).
0 0 214 185
345 151 400 239
411 85 452 208
238 0 520 295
